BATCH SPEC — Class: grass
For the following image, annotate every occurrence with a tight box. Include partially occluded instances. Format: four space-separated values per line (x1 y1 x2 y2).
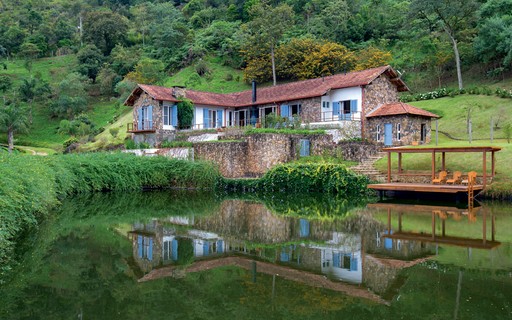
0 55 77 86
163 56 250 93
409 95 512 140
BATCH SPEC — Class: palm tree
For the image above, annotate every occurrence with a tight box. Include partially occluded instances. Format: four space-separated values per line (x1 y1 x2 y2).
0 102 29 154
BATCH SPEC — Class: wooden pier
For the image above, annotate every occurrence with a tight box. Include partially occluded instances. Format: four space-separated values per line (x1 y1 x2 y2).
368 146 501 203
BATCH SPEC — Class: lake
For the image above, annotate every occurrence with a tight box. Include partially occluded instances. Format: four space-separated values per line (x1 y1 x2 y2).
1 191 511 319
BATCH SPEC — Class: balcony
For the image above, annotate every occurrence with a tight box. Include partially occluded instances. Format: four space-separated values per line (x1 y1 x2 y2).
127 122 156 133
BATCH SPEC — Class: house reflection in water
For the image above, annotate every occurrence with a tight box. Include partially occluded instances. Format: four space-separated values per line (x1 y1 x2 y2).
128 199 502 300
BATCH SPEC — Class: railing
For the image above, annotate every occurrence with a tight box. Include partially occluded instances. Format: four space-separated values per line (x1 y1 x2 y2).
127 122 155 132
321 112 360 122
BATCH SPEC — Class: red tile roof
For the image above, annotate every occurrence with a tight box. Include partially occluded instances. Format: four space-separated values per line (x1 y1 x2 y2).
125 65 409 107
366 102 440 118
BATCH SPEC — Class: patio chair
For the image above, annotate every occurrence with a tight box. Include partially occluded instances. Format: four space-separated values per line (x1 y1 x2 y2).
461 171 477 185
446 171 462 184
432 171 447 184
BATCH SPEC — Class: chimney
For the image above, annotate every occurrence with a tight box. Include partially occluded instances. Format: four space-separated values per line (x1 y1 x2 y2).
172 86 186 98
252 80 257 103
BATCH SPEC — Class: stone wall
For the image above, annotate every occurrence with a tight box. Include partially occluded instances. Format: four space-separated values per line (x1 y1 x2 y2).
131 92 175 147
195 133 381 178
194 141 248 178
366 115 432 146
363 75 399 115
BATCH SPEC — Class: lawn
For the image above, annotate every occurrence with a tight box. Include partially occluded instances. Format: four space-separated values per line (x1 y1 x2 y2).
163 56 250 93
0 55 77 86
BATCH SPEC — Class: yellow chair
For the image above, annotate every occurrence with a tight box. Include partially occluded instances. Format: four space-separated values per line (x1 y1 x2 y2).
432 171 447 184
446 171 462 184
461 171 477 185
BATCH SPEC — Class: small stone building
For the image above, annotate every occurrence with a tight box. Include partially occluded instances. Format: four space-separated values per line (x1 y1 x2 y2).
365 102 440 146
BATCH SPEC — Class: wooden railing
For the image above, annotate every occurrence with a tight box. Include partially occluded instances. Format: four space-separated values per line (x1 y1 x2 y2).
320 112 359 122
127 122 155 132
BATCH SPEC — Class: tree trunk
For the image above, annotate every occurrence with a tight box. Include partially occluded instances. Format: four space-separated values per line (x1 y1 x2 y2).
446 30 463 90
7 129 13 154
271 45 276 86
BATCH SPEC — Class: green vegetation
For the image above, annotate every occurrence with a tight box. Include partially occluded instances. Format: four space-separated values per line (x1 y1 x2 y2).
245 128 326 135
0 153 221 278
223 163 370 197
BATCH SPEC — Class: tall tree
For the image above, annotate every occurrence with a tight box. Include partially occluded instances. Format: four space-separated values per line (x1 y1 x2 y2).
242 3 294 86
76 44 104 83
410 0 480 90
0 101 29 154
83 11 128 55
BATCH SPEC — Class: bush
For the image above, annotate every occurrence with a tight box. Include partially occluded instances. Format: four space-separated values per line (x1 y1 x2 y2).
109 127 120 137
195 59 210 77
161 140 193 148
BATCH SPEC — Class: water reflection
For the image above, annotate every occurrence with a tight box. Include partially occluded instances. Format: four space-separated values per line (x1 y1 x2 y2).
129 198 511 301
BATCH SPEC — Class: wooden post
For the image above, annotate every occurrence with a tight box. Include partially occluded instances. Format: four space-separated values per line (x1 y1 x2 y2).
436 119 438 146
431 211 436 240
483 151 487 188
431 151 436 181
442 218 446 237
387 151 391 183
492 151 496 177
398 212 402 232
483 207 487 245
442 152 446 171
398 153 402 174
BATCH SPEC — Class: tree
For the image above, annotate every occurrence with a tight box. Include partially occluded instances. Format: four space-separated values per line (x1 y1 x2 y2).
0 101 29 154
83 11 128 55
126 58 165 85
242 3 294 86
354 46 393 72
306 0 350 43
0 75 12 102
410 0 480 90
474 0 512 73
177 98 194 129
76 44 104 83
50 73 89 119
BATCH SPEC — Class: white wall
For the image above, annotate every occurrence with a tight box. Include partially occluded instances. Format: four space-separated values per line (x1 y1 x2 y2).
321 87 363 121
194 105 235 129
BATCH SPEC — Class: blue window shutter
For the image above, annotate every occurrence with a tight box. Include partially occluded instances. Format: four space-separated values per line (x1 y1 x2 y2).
350 256 358 271
217 240 224 253
299 139 310 157
147 106 153 129
172 104 178 127
137 108 143 130
350 100 357 113
203 108 209 129
280 250 290 262
217 110 223 127
280 105 289 118
333 252 341 268
299 219 310 237
203 241 210 256
172 239 178 261
137 235 143 258
148 238 153 261
332 102 340 119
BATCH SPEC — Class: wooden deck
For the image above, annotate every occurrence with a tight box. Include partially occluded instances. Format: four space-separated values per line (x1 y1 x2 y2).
368 183 483 194
382 232 500 250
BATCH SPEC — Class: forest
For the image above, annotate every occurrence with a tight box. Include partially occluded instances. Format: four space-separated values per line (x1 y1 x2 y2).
0 0 511 150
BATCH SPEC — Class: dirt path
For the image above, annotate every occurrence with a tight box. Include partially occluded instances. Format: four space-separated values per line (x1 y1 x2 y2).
139 256 389 305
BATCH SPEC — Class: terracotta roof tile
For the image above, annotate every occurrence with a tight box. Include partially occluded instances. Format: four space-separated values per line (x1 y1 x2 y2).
126 66 409 107
366 102 440 118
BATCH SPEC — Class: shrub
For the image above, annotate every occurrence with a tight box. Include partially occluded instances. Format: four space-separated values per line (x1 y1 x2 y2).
161 140 193 148
109 127 120 137
195 59 210 77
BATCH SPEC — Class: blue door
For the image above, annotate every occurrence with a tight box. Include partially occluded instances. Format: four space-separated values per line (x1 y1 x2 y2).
384 123 393 146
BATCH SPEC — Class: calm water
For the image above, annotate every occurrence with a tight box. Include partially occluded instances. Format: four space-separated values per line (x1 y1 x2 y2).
1 192 511 320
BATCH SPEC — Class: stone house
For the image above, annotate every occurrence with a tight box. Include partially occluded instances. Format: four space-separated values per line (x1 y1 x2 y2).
124 65 437 146
366 102 440 146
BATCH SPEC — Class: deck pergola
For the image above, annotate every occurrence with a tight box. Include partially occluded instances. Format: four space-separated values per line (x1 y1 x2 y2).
368 146 501 199
384 146 501 187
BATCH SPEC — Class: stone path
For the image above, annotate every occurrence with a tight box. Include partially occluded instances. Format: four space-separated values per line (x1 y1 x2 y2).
350 152 387 182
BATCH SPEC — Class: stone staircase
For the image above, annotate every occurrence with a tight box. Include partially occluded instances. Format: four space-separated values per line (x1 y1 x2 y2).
350 152 387 182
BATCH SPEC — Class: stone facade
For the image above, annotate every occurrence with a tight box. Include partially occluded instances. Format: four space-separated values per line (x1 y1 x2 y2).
363 75 399 115
194 133 381 178
366 115 433 146
131 92 175 147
